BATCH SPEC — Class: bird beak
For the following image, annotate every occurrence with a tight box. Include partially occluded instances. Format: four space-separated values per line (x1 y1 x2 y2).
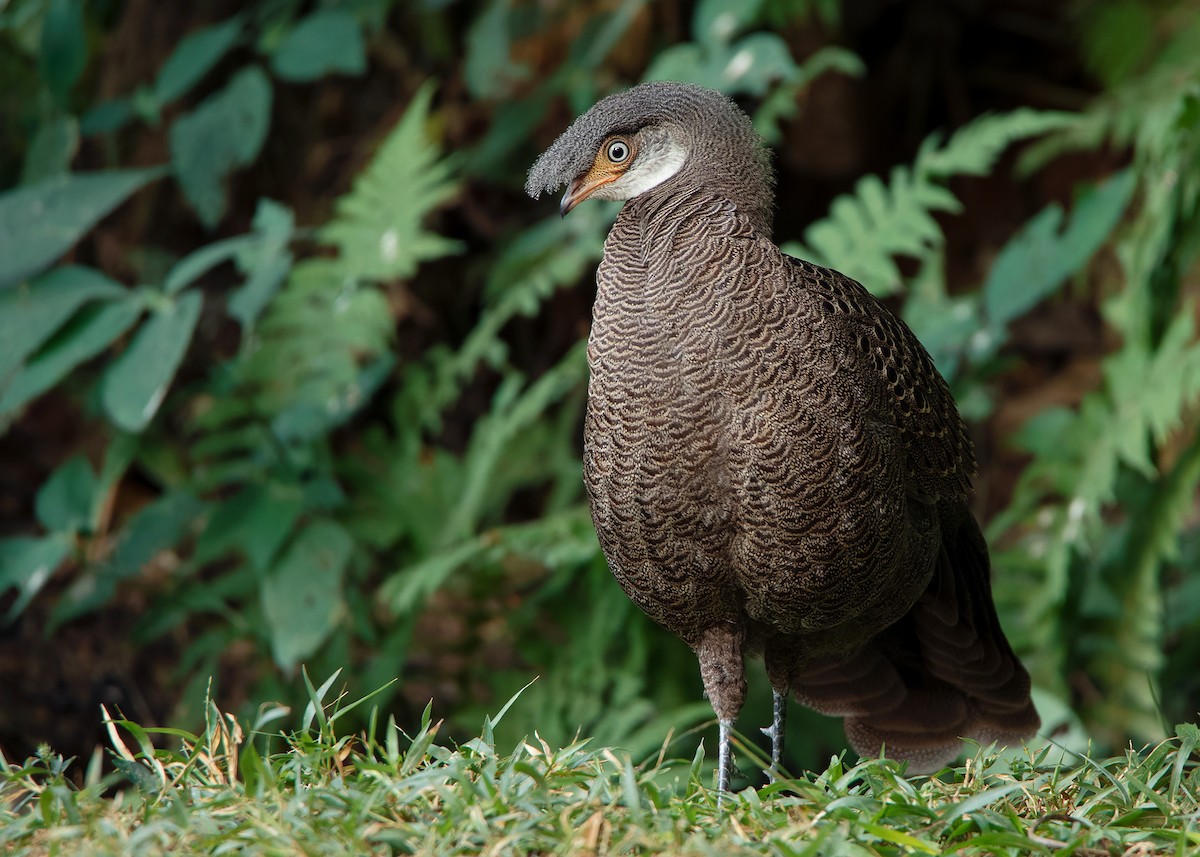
560 173 615 217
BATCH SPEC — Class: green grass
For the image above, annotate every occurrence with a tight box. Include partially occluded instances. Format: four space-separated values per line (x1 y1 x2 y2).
2 674 1198 856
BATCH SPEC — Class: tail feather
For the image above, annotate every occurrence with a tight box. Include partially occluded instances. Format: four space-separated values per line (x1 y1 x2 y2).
794 508 1039 773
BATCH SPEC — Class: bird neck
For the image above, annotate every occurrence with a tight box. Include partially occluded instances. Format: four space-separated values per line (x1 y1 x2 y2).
672 153 774 238
625 169 774 241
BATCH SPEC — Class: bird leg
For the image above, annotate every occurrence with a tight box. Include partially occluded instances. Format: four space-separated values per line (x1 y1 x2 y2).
761 687 788 782
717 719 735 796
696 624 746 801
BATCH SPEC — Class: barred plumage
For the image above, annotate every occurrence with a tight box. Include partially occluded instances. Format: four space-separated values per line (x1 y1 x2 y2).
528 81 1038 789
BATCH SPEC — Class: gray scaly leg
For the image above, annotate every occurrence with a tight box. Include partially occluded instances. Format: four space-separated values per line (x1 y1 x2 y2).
717 718 735 799
761 688 787 782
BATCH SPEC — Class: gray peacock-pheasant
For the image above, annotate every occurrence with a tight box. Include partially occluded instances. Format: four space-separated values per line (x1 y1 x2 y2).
526 81 1039 793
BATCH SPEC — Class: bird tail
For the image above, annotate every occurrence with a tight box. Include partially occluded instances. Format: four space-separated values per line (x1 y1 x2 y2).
798 510 1040 774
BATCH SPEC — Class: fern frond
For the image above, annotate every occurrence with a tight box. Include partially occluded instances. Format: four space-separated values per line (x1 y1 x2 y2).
232 85 458 418
320 82 461 281
919 109 1075 178
441 341 589 545
238 259 394 422
790 109 1074 294
397 205 609 432
1087 433 1200 744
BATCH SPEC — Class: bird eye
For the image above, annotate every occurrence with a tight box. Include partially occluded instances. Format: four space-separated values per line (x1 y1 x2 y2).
606 139 631 163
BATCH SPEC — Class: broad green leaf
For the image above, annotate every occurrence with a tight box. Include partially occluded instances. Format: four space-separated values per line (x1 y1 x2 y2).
982 204 1066 326
464 0 522 99
0 168 165 290
646 33 797 96
984 169 1136 326
228 250 291 332
35 454 97 533
50 491 203 628
717 33 797 95
194 482 303 571
169 66 273 228
261 519 352 671
270 10 366 82
21 115 80 184
163 235 256 295
102 291 203 432
643 44 712 90
693 0 762 46
0 533 72 618
0 299 143 419
164 198 293 305
154 15 244 104
247 196 294 242
228 198 295 330
902 293 982 380
0 266 125 381
80 97 136 135
39 0 85 102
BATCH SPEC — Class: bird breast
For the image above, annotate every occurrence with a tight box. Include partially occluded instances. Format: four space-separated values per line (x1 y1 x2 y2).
583 200 940 644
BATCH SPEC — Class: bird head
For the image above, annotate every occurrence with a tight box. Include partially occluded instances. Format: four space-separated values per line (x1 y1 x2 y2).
526 81 775 232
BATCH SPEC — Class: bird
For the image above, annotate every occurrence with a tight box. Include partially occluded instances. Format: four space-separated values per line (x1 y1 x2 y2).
526 81 1039 793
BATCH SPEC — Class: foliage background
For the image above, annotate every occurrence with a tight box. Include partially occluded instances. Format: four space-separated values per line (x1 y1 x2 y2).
1 0 1198 786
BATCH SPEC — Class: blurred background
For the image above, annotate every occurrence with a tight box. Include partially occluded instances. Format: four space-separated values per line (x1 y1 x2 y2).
1 0 1198 782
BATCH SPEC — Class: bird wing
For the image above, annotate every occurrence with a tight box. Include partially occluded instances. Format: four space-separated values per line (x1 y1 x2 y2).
783 256 977 503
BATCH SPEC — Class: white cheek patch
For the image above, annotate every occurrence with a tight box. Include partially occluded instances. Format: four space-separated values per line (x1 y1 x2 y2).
594 137 688 201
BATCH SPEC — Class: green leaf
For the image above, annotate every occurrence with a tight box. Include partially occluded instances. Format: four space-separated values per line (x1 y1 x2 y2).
35 454 97 533
693 0 762 46
464 0 526 99
154 16 244 104
169 66 273 229
21 115 80 184
643 44 712 89
0 168 165 290
902 293 982 380
0 533 72 618
50 491 203 628
162 235 256 296
1078 433 1200 744
261 519 352 671
0 266 125 382
101 291 203 432
647 32 798 96
163 199 293 308
194 482 303 571
378 538 488 616
228 199 295 330
716 33 797 95
38 0 86 103
0 299 144 420
270 10 366 82
80 97 136 135
229 251 290 332
984 169 1136 327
